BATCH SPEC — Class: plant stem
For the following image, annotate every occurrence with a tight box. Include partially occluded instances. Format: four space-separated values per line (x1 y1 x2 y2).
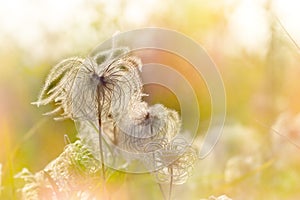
275 15 300 51
113 122 117 145
97 85 108 199
98 116 111 200
98 117 106 181
158 183 166 200
168 167 173 200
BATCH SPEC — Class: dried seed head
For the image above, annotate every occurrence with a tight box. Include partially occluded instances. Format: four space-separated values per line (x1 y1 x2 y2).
146 138 198 185
32 57 84 120
208 195 232 200
15 140 102 200
75 102 181 169
71 54 143 121
115 103 181 153
32 47 143 122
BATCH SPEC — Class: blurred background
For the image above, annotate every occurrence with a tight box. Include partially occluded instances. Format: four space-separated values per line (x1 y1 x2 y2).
1 0 300 199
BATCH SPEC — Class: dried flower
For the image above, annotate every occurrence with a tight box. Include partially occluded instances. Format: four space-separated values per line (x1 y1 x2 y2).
32 47 143 121
15 140 102 200
272 112 300 149
208 195 232 200
271 112 300 167
71 54 143 121
32 57 84 120
15 168 42 200
33 45 143 187
116 102 181 153
147 138 198 185
75 103 181 170
224 154 262 183
29 36 199 200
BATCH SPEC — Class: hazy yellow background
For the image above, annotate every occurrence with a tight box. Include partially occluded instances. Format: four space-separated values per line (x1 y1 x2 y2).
1 0 300 199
